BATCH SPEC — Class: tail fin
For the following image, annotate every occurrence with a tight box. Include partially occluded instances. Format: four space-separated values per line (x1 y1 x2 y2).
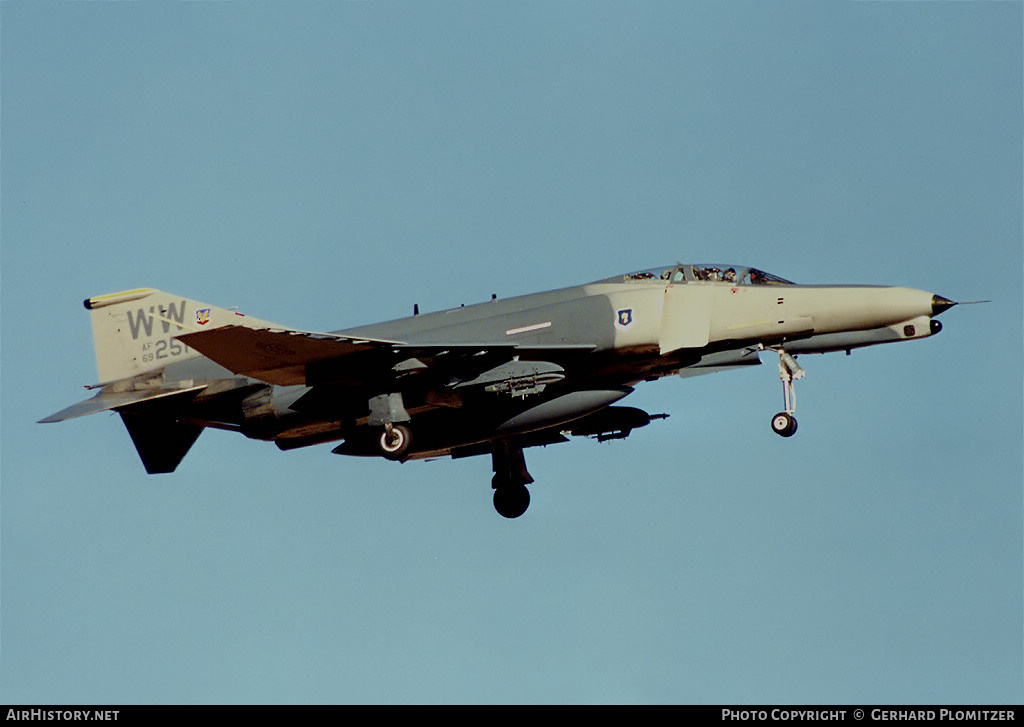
84 288 276 384
44 288 278 475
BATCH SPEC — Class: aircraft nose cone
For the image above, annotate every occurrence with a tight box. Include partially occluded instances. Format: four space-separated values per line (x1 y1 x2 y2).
931 295 956 316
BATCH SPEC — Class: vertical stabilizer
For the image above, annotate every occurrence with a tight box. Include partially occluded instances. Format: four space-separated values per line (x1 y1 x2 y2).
84 288 276 384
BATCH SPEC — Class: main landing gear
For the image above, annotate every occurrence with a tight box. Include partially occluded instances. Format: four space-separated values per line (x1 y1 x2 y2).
371 392 413 461
378 423 412 460
491 439 534 518
770 348 804 438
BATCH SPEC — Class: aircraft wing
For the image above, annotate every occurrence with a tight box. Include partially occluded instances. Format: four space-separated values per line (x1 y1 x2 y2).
176 326 406 385
177 325 595 386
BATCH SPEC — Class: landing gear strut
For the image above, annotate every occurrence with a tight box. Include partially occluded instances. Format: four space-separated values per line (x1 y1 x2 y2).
770 348 803 438
491 439 534 518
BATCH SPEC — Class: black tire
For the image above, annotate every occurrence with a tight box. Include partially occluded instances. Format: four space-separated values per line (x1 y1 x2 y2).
493 485 530 519
379 424 412 460
771 412 797 437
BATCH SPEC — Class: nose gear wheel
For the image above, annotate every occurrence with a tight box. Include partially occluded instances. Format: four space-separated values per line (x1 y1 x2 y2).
771 412 798 437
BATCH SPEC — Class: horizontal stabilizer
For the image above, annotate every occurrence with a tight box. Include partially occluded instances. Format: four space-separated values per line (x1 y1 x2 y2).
39 384 208 423
120 411 203 474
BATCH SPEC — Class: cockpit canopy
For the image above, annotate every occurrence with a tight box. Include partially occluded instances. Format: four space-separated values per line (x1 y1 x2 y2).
604 264 794 286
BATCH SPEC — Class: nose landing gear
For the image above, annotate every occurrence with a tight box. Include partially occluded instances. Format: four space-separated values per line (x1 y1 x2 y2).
770 348 804 438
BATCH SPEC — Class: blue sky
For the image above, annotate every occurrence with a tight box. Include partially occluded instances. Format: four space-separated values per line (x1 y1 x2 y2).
2 1 1021 705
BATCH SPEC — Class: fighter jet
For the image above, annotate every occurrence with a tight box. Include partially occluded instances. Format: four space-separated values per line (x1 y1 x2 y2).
41 263 959 518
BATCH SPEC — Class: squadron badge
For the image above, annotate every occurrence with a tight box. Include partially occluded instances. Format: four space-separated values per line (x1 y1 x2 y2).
195 308 211 326
616 308 633 328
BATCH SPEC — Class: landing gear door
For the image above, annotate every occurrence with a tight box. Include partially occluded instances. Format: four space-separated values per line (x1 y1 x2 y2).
659 285 712 355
